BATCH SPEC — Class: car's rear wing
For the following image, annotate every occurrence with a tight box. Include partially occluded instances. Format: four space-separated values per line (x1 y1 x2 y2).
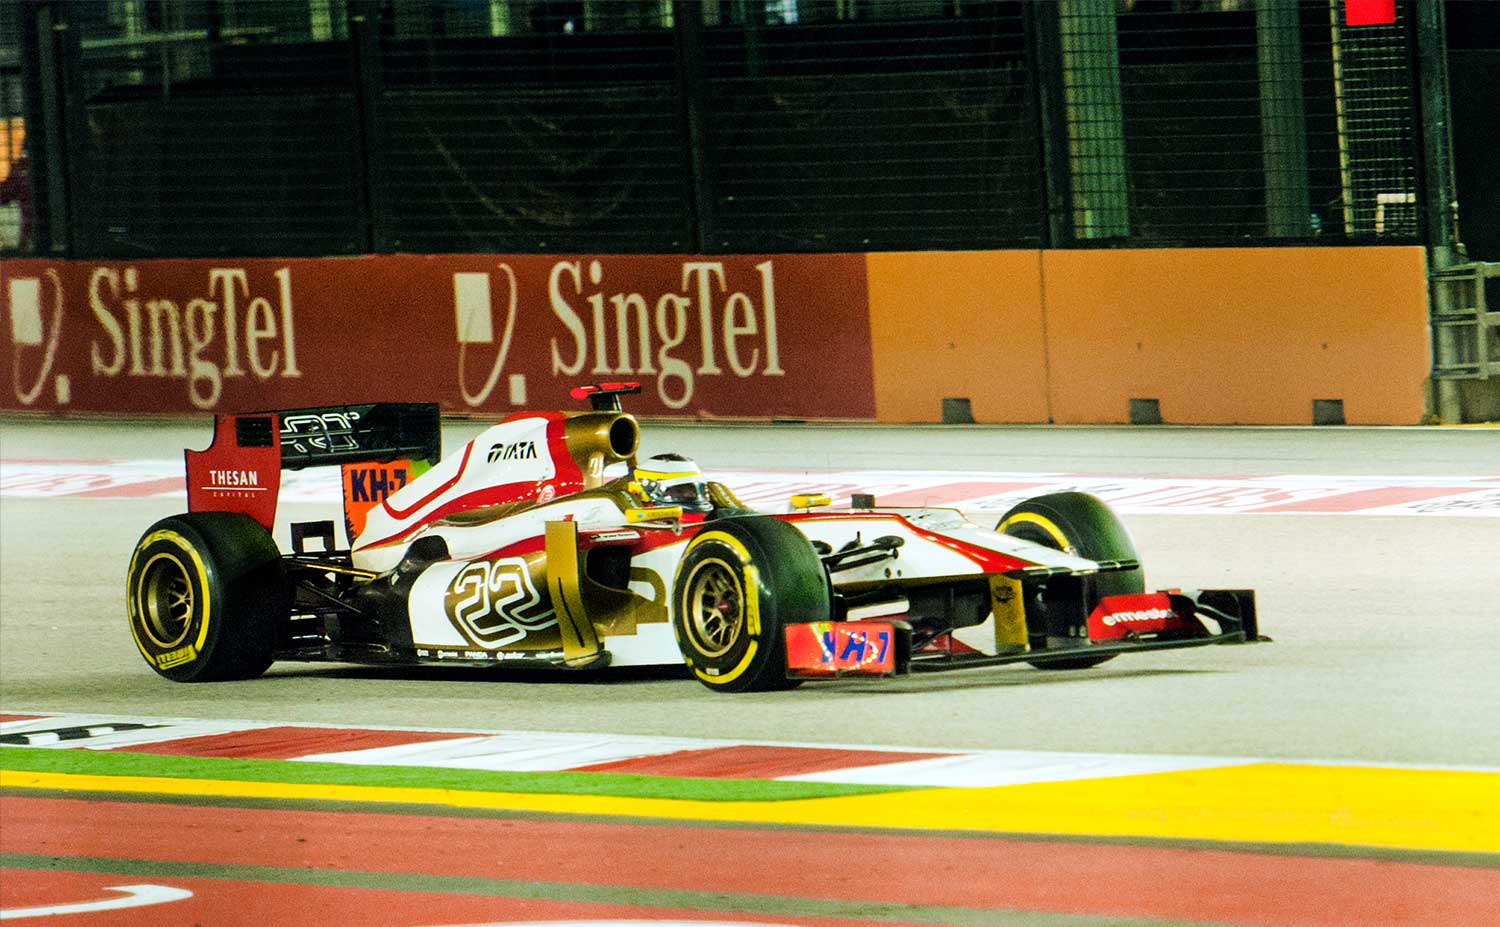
273 403 441 471
186 403 441 540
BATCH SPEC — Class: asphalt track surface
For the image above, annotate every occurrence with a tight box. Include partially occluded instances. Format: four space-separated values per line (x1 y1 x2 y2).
2 417 1498 764
2 416 1498 927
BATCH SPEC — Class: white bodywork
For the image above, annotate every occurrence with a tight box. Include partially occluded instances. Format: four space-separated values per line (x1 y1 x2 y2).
344 415 1106 667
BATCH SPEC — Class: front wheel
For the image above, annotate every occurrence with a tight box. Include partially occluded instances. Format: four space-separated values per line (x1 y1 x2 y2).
671 516 830 692
997 492 1144 670
126 512 289 682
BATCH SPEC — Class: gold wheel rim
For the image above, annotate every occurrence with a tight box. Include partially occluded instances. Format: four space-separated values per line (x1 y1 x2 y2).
139 553 194 649
684 558 744 658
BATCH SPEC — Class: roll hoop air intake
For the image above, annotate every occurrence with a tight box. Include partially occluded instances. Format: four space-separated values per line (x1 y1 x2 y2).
565 383 643 483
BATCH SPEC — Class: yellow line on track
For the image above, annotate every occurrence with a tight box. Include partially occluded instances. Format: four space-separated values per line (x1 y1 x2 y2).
4 762 1497 855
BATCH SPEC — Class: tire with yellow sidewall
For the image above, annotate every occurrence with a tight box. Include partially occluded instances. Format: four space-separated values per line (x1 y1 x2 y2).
126 512 288 682
671 516 829 692
996 492 1144 670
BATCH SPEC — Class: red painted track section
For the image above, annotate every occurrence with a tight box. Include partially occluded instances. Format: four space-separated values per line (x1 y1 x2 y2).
569 745 949 778
0 867 913 927
4 796 1497 927
1252 486 1471 512
110 726 481 759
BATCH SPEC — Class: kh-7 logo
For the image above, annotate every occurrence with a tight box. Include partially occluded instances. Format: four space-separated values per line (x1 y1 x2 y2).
819 627 892 667
443 558 557 649
346 465 407 503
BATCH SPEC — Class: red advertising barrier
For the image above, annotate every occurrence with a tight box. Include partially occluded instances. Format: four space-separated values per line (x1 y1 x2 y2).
0 254 875 419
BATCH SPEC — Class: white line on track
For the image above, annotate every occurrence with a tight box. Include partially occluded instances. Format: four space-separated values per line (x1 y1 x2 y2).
4 459 1498 515
0 885 193 920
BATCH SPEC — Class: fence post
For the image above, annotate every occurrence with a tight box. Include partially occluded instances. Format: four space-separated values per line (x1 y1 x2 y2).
1412 0 1466 421
1026 0 1071 249
1412 0 1457 263
1055 0 1128 240
348 4 383 254
673 0 711 253
1256 0 1311 238
11 1 45 255
21 0 77 257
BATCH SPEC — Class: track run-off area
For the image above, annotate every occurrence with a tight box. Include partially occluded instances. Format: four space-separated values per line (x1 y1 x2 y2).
2 416 1498 926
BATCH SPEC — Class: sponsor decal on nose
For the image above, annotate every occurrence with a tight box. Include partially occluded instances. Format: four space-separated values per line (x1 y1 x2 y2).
1101 607 1175 627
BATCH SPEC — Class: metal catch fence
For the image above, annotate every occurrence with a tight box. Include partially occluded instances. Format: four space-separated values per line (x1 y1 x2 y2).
0 0 1431 258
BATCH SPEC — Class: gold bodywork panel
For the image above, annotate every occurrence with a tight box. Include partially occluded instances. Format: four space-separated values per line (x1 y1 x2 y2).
989 574 1030 650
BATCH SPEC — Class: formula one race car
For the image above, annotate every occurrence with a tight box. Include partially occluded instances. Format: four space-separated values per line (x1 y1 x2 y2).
127 384 1262 692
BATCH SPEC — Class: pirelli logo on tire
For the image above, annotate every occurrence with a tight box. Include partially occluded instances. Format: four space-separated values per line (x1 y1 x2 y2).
155 643 199 670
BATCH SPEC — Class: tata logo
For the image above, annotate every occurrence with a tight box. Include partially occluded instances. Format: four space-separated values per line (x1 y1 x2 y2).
487 441 537 463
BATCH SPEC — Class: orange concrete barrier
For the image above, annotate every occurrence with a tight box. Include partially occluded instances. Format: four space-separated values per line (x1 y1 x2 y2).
1040 247 1430 425
866 250 1048 423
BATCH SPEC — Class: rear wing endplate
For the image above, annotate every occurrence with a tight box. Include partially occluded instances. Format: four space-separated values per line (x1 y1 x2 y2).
186 403 441 536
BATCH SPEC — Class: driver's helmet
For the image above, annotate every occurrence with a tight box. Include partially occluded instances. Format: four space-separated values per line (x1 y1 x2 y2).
634 453 713 513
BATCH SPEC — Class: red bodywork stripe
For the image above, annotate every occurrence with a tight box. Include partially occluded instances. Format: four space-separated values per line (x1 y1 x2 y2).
779 511 1035 574
362 415 589 553
478 535 548 559
379 441 474 521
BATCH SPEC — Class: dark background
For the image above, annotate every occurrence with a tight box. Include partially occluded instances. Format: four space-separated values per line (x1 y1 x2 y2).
1 0 1494 260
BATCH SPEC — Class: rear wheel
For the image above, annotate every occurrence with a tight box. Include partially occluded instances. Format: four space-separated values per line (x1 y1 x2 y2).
671 516 829 692
997 492 1144 670
126 512 288 682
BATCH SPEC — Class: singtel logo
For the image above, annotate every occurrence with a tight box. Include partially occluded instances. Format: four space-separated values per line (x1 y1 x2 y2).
455 260 786 410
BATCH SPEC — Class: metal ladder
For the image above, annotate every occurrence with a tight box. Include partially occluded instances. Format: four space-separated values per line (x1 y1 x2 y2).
1431 262 1500 380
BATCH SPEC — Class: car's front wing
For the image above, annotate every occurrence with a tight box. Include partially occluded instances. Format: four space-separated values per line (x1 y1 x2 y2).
785 589 1263 680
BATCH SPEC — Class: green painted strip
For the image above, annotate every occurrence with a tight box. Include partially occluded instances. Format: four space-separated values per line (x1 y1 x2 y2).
0 852 1251 927
0 746 910 803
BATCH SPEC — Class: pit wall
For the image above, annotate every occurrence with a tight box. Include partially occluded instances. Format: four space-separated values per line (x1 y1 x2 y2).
1 246 1428 424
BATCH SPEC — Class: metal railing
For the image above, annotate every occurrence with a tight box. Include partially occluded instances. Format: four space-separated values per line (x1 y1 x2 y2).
1430 261 1500 380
